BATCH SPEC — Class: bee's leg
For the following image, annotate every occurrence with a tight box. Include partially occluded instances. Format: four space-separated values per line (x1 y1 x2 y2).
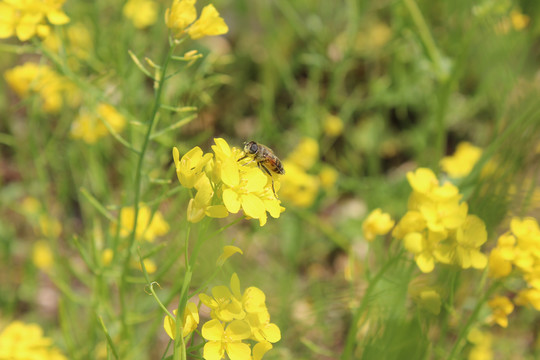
258 163 278 199
237 155 248 162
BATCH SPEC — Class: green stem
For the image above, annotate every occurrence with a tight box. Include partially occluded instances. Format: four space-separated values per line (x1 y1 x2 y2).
341 251 404 359
119 40 178 339
447 281 501 360
174 223 192 360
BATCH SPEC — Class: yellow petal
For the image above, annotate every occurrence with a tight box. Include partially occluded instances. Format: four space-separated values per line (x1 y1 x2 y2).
206 205 229 218
241 194 266 222
216 245 243 266
225 320 251 340
203 341 225 360
223 188 241 213
226 341 252 360
261 323 281 343
202 319 224 341
253 341 273 360
47 10 70 25
187 4 229 40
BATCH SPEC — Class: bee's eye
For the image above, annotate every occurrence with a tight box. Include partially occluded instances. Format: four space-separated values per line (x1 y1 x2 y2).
250 143 258 153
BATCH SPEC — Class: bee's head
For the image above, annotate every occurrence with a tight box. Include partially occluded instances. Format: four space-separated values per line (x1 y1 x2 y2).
244 141 258 155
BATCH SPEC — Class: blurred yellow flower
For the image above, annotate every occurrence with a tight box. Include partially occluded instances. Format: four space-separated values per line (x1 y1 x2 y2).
323 114 344 137
467 328 493 360
488 232 515 279
0 321 67 360
44 23 93 62
70 103 126 144
362 208 395 242
4 62 78 113
440 142 482 178
163 302 199 339
287 137 319 171
318 165 339 191
21 196 41 215
123 0 158 29
487 296 514 328
102 248 114 266
510 9 529 30
0 0 70 41
39 214 62 238
165 0 228 40
115 204 169 242
217 245 243 267
32 240 54 271
280 161 319 208
515 288 540 310
137 258 157 274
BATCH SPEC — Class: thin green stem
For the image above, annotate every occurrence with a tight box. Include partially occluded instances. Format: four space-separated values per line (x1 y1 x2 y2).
341 250 404 359
119 41 178 339
447 281 501 360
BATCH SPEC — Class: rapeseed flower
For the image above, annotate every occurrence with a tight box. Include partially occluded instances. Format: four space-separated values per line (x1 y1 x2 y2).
123 0 157 29
4 62 78 113
70 103 126 144
279 137 321 207
362 208 395 242
217 245 243 266
163 302 200 339
114 204 169 242
199 273 281 359
440 142 482 178
394 168 488 272
32 240 54 271
467 328 493 360
323 113 344 137
202 319 251 360
0 321 67 360
0 0 70 41
165 0 228 40
174 138 283 226
487 296 514 328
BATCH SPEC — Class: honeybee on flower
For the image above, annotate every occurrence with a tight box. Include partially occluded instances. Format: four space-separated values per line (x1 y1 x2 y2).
238 141 285 198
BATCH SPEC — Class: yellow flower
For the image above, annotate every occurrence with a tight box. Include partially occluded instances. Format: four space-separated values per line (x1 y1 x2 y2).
488 232 516 279
102 248 114 266
0 0 70 41
362 209 395 242
515 288 540 310
173 146 213 189
202 319 252 360
467 328 493 360
70 103 126 143
323 113 344 137
287 137 319 171
279 161 319 208
165 0 197 37
4 62 77 113
510 9 529 30
32 240 53 271
175 139 283 226
440 142 482 178
487 296 514 328
217 245 243 267
165 0 228 40
123 0 157 29
137 258 157 274
39 214 62 238
0 321 67 360
200 285 245 322
318 165 339 191
163 302 200 339
114 204 169 242
187 4 228 40
434 215 488 270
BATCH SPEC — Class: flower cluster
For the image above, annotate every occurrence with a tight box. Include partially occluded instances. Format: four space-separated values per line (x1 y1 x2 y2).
4 62 79 113
173 138 283 226
0 0 70 41
0 321 67 360
113 204 170 242
393 168 488 273
123 0 158 29
70 103 127 144
280 137 338 207
488 217 540 313
165 0 228 40
199 273 281 360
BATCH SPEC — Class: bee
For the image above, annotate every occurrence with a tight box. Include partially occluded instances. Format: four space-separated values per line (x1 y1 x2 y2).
238 141 285 198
